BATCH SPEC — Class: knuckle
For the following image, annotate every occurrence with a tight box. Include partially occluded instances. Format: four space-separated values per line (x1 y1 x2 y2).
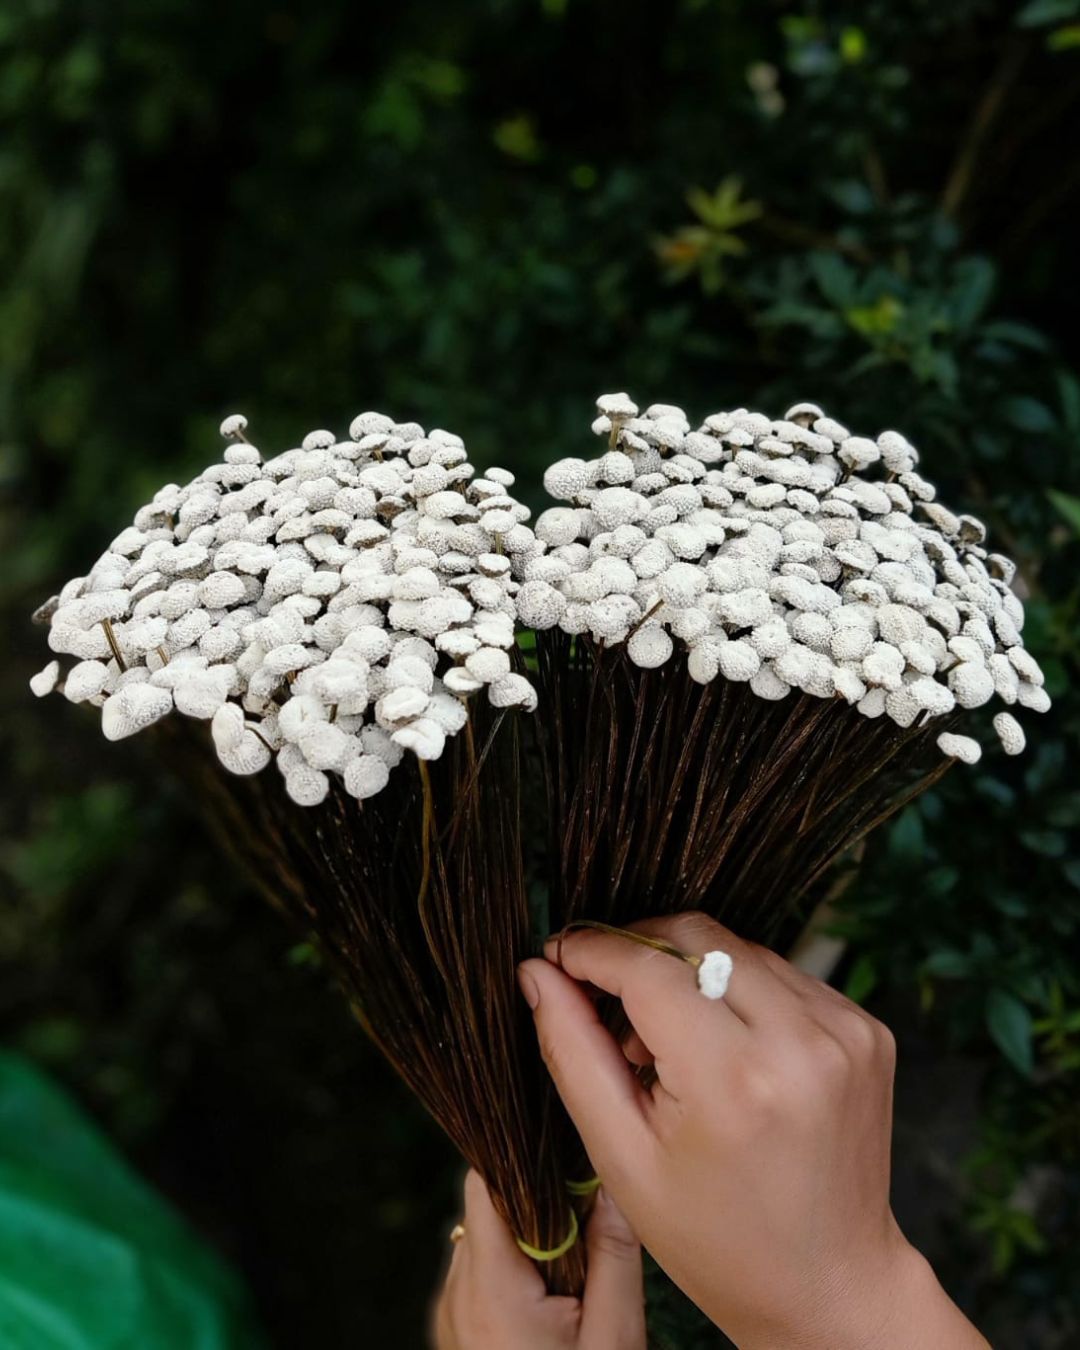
827 1006 895 1068
845 1008 886 1056
756 945 790 975
873 1018 897 1064
805 1024 853 1079
665 910 725 949
839 1008 879 1054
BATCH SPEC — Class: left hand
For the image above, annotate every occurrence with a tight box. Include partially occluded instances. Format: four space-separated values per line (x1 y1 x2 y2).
431 1170 646 1350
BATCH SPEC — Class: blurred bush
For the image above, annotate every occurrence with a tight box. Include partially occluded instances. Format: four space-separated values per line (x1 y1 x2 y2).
1 1 1078 1346
0 1051 266 1349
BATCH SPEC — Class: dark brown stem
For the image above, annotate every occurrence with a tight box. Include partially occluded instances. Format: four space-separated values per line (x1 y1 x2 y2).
941 36 1030 221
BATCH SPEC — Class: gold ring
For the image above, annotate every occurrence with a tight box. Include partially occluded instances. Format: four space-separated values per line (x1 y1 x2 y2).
450 1223 466 1244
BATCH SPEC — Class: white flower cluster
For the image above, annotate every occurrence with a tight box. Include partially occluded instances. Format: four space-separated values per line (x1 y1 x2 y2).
32 413 539 806
523 395 1050 763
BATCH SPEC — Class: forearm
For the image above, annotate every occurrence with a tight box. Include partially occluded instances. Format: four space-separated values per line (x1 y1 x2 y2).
739 1246 989 1350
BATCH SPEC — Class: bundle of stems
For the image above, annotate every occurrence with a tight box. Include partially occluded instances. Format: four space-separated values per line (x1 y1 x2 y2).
163 629 955 1299
158 630 955 1303
34 393 1038 1308
537 630 954 945
163 706 587 1296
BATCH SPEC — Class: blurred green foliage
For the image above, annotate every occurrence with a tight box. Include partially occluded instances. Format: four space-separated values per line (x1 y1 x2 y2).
0 1051 266 1348
2 1 1078 1346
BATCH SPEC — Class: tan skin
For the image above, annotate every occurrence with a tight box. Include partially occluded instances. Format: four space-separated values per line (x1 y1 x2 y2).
433 1171 646 1350
434 914 989 1350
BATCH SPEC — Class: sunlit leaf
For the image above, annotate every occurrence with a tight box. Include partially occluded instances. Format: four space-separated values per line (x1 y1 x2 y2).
843 953 878 1004
1048 488 1080 535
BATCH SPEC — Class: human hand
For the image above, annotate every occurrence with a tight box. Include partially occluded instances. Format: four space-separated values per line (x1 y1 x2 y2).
518 914 989 1350
432 1169 646 1350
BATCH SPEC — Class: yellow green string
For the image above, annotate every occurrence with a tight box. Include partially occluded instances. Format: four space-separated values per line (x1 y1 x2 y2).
565 1175 601 1196
516 1209 580 1262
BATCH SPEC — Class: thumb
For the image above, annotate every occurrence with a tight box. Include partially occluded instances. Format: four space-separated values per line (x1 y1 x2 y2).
459 1169 546 1299
517 959 652 1177
580 1189 646 1349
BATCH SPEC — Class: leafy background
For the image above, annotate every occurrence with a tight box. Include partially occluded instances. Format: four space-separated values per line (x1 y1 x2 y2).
2 1 1079 1345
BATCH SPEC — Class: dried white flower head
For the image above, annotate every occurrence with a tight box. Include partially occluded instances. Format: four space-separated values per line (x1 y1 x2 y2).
697 950 733 1000
36 411 538 804
101 684 173 741
29 660 61 698
992 711 1026 756
596 392 639 423
936 731 982 765
525 396 1047 766
219 413 249 440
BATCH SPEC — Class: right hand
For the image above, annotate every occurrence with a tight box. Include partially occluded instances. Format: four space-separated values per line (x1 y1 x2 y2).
518 913 989 1350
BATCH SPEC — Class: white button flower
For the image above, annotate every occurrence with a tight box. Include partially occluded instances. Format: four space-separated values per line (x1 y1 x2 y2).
36 409 540 804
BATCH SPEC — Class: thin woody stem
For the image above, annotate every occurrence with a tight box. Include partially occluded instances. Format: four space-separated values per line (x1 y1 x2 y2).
101 618 127 671
625 598 664 642
554 919 701 973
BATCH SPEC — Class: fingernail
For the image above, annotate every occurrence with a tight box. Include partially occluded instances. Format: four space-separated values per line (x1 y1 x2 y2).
517 964 540 1010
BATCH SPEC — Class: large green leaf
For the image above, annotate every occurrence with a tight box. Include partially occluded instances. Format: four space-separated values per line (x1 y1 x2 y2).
0 1053 266 1350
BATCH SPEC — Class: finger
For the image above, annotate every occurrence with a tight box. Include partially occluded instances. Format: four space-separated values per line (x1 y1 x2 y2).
542 922 748 1058
552 914 804 1030
631 915 811 1027
621 1027 654 1067
459 1169 547 1302
519 959 654 1175
580 1189 646 1350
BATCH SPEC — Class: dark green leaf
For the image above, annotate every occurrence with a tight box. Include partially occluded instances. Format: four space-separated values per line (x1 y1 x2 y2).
1002 395 1057 433
950 256 995 328
1058 370 1080 432
1016 0 1080 26
980 320 1050 351
888 807 925 861
809 252 857 308
985 989 1035 1075
924 948 972 979
1018 829 1067 858
825 179 876 216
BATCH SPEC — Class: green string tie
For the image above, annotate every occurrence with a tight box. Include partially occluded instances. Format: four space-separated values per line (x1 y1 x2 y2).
565 1175 601 1197
516 1209 580 1262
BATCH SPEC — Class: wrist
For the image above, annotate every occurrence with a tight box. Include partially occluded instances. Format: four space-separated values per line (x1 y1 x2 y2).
743 1237 988 1350
841 1241 980 1350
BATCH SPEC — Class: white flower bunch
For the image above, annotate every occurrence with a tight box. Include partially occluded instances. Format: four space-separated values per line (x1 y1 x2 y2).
524 394 1050 763
32 412 539 806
